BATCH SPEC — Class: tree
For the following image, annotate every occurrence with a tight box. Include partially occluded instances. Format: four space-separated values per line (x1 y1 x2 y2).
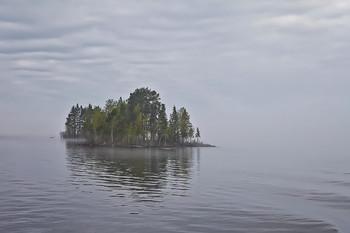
133 106 144 145
63 87 204 147
179 107 193 143
157 104 168 145
104 99 118 115
195 127 201 143
189 127 194 143
115 100 129 144
127 87 161 117
65 105 76 137
82 104 93 140
91 107 107 144
64 104 84 138
102 99 119 144
127 88 162 145
106 108 118 145
169 106 180 144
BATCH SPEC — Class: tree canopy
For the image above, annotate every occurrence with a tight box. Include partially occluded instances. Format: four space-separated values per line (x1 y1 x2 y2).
62 87 202 147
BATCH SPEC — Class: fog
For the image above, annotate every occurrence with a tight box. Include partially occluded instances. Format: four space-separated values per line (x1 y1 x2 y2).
1 0 349 156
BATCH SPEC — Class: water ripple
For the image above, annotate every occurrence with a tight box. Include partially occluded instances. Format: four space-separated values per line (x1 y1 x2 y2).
307 191 350 210
1 139 349 232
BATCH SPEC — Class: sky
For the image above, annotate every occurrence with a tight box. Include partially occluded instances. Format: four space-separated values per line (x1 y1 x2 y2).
0 0 349 153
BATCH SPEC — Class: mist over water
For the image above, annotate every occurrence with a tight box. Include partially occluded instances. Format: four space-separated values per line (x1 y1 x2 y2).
1 1 349 231
0 136 349 232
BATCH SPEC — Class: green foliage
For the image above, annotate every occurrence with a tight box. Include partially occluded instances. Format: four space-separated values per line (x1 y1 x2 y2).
104 99 118 115
63 88 201 146
127 87 160 117
169 106 180 144
179 107 193 143
64 104 84 138
157 104 168 144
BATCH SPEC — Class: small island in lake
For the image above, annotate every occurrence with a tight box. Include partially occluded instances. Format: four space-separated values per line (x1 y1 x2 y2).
61 87 215 148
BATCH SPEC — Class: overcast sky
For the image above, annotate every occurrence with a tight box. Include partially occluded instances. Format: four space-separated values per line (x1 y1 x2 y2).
1 0 349 153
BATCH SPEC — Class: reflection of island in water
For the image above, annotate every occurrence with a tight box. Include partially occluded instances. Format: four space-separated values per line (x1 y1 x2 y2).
65 142 200 203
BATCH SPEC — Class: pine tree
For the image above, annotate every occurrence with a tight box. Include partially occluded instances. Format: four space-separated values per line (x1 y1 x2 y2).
195 127 201 143
169 106 180 144
179 107 193 143
64 104 84 138
157 104 168 145
82 104 94 141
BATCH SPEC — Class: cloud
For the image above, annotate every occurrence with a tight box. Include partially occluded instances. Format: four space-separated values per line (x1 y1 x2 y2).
0 1 349 154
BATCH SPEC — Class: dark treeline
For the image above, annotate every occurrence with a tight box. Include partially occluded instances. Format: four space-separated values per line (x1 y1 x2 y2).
61 87 202 147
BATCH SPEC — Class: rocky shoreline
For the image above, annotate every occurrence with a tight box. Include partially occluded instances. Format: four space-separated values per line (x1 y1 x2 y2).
64 138 215 148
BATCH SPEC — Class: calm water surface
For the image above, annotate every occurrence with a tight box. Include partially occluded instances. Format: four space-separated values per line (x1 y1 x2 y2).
0 137 349 232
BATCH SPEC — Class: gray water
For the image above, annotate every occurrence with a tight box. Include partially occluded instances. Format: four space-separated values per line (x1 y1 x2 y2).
0 136 349 233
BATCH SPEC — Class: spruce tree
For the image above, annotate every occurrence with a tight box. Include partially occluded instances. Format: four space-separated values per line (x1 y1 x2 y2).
157 104 168 145
169 106 180 144
195 127 201 143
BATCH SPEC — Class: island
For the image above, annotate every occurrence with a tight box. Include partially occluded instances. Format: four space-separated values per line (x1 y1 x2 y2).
61 87 215 148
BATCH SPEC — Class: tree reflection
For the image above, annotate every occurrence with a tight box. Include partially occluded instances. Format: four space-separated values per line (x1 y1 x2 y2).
65 142 200 202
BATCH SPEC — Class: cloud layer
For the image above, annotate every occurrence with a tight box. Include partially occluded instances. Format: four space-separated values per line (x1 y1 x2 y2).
1 0 349 153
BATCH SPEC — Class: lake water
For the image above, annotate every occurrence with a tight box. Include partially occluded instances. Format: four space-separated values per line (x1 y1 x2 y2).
0 136 349 232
